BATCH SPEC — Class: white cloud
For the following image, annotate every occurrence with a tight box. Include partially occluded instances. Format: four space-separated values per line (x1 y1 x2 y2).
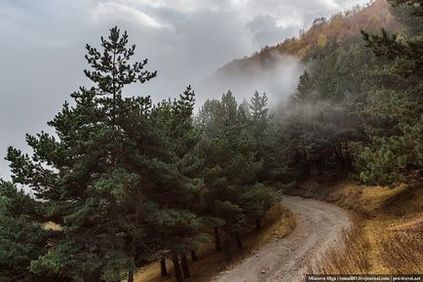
90 2 167 29
107 0 224 12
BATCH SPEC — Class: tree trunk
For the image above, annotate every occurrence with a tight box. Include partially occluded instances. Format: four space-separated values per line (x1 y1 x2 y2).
345 142 352 169
128 267 134 282
181 254 191 278
214 227 221 251
190 250 198 262
84 270 102 281
160 258 168 277
334 143 345 169
171 254 183 282
234 231 243 249
256 218 261 230
303 149 309 175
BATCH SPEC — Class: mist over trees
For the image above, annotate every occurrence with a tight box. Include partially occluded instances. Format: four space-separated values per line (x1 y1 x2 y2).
270 0 422 185
1 27 277 282
1 0 422 281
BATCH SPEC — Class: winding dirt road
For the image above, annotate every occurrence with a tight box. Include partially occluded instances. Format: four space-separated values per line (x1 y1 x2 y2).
214 196 352 282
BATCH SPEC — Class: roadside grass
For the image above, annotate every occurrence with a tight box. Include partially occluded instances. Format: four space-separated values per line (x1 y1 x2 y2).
290 178 423 275
379 228 423 273
316 220 423 275
134 204 295 282
316 219 371 274
331 180 423 273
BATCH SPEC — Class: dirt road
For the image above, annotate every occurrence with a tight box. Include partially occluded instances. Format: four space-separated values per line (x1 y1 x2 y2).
214 196 351 282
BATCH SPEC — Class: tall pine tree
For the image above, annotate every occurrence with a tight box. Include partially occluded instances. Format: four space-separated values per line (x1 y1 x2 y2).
358 0 423 184
6 27 202 281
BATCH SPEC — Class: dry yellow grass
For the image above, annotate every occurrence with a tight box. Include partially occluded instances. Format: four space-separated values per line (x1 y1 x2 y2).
329 181 416 217
133 204 295 282
379 228 423 273
316 220 371 274
318 218 423 274
41 221 62 231
293 178 423 275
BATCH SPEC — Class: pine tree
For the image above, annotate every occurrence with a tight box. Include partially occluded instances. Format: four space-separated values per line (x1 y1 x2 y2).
358 0 423 184
6 26 196 281
0 181 54 281
249 92 274 181
197 91 274 255
291 71 314 102
145 86 206 281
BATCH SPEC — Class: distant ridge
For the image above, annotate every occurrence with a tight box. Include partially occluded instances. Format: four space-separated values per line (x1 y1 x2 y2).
213 0 400 81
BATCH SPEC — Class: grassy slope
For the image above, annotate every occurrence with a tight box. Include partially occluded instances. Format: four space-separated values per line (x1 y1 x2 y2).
134 204 295 282
287 178 423 274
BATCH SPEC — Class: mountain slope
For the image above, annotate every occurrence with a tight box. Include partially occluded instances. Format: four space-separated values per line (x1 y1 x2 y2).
207 0 400 98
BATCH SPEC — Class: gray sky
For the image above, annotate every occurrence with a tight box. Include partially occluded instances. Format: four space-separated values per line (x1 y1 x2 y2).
0 0 368 179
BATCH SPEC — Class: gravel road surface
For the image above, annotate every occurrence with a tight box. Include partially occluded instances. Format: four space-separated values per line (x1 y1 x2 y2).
214 196 352 282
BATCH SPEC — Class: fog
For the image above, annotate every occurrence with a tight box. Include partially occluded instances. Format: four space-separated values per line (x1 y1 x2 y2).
201 53 304 106
0 0 368 179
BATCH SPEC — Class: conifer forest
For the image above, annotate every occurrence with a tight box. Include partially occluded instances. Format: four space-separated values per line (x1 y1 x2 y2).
1 0 422 281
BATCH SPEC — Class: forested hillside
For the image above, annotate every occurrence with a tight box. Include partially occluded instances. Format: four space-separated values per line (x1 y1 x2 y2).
211 0 400 85
276 0 423 185
1 0 422 281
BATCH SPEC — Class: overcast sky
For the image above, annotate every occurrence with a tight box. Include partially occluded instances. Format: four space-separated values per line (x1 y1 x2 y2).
0 0 368 179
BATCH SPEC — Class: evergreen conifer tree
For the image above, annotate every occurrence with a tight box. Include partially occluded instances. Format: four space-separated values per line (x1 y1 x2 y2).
358 0 423 184
0 181 54 281
6 26 203 281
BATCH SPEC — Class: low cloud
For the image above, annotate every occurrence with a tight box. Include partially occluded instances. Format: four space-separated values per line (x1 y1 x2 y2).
247 15 299 47
90 2 168 29
201 53 304 107
0 0 368 179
